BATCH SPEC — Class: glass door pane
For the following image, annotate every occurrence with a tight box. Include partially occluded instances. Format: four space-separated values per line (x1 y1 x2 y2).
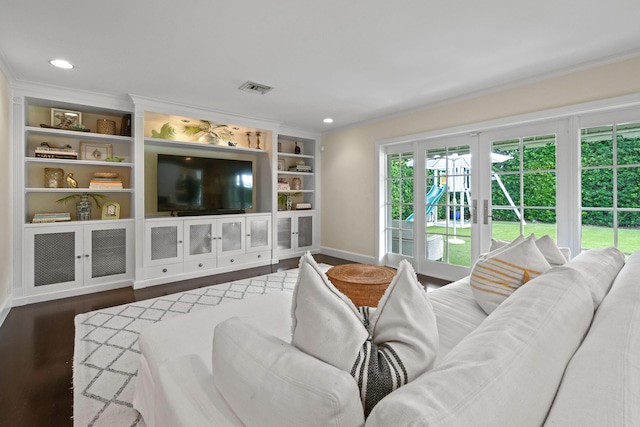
386 152 414 257
425 146 471 267
491 133 558 242
580 121 640 255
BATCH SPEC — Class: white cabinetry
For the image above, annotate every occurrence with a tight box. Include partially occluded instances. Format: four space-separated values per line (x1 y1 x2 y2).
142 214 272 286
277 211 317 257
23 221 133 299
183 218 218 272
275 134 320 258
143 220 185 279
13 93 136 304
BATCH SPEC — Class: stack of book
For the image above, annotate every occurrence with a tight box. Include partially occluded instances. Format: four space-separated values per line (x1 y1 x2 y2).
278 182 290 191
32 212 71 223
288 164 312 173
89 172 123 190
35 146 78 160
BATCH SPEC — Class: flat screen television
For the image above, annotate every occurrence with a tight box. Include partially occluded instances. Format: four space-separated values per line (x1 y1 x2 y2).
157 154 253 215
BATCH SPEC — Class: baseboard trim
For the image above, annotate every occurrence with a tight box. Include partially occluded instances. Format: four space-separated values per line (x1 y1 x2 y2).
0 294 12 329
319 246 377 265
12 281 132 306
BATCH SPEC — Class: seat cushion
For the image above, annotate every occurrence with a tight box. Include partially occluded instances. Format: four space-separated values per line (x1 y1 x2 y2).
426 277 488 365
367 266 596 427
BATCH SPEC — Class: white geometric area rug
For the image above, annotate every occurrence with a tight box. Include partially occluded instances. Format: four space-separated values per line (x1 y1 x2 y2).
73 264 330 427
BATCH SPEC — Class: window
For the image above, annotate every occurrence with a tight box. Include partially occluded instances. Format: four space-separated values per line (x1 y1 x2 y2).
386 152 414 256
580 122 640 255
491 134 557 241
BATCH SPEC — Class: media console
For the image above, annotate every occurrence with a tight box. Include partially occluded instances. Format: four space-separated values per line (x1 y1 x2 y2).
138 213 273 288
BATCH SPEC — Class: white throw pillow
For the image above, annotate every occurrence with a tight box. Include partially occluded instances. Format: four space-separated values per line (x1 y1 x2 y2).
533 234 568 266
489 235 524 253
211 317 365 427
470 236 551 314
291 253 439 416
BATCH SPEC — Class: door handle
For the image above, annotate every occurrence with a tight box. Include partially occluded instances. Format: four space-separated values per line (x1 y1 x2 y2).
472 200 478 224
483 200 492 225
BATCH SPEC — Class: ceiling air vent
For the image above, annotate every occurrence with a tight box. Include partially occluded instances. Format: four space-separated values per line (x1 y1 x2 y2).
238 81 273 95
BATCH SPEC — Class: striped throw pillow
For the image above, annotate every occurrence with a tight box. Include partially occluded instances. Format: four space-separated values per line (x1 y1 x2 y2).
291 253 438 417
470 236 551 314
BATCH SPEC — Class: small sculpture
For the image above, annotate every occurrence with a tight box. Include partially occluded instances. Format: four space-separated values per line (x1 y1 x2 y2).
66 173 78 188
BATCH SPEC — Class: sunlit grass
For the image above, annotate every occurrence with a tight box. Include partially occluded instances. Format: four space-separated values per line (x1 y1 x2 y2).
429 221 640 267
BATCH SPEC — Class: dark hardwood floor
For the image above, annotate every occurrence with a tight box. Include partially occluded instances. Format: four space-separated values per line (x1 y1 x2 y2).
0 255 447 426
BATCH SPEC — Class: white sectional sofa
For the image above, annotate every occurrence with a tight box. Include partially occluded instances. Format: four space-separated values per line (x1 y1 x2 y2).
133 247 640 427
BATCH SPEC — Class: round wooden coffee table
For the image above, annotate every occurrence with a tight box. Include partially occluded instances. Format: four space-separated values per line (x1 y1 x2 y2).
326 264 396 307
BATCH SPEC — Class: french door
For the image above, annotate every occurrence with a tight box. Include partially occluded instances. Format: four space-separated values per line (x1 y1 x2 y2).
478 120 569 252
384 135 481 281
382 120 568 280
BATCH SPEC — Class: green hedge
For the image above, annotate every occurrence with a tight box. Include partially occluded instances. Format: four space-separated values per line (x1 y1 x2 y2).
390 137 639 227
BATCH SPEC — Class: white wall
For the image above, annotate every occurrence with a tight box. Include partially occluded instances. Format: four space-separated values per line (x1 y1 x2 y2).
319 55 640 260
0 66 12 315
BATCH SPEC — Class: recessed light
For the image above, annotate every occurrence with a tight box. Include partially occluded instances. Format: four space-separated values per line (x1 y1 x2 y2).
50 59 74 69
323 118 334 124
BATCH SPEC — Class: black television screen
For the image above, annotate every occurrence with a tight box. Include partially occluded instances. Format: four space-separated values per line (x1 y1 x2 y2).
157 154 253 214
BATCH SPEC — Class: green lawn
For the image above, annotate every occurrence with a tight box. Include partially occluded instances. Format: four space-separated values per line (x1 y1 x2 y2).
430 221 640 267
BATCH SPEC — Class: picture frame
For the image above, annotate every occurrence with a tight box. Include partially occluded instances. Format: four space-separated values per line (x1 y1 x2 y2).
278 159 285 171
51 108 82 129
80 142 113 161
101 201 120 220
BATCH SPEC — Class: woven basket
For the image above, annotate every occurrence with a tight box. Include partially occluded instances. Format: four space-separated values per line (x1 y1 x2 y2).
326 264 396 307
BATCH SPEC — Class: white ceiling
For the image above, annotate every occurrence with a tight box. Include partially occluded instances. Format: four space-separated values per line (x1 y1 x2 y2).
1 0 639 133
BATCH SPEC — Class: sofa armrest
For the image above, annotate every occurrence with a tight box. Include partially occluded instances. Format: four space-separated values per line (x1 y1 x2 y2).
212 317 365 427
154 354 244 427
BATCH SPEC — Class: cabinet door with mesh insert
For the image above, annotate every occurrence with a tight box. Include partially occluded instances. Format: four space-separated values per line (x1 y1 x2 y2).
297 213 314 250
217 218 245 256
89 228 126 278
84 223 133 285
24 226 82 294
144 221 184 267
277 215 293 251
246 215 271 252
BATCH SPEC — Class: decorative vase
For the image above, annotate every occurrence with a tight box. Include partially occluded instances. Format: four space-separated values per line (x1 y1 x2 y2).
286 195 292 211
294 142 301 154
246 132 252 148
44 168 64 188
97 119 116 135
76 195 92 221
255 132 261 150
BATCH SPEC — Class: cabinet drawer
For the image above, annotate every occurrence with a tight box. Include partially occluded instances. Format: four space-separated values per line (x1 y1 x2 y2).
184 258 217 273
217 250 271 268
144 263 183 280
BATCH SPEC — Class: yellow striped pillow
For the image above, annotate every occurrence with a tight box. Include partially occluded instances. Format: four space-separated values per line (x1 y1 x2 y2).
470 236 551 314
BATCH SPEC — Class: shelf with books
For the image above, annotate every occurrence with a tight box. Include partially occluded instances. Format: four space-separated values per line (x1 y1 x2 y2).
18 96 136 229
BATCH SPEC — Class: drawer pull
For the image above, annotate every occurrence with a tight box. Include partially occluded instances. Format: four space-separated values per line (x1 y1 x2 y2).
198 263 203 267
230 258 234 263
162 268 167 273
